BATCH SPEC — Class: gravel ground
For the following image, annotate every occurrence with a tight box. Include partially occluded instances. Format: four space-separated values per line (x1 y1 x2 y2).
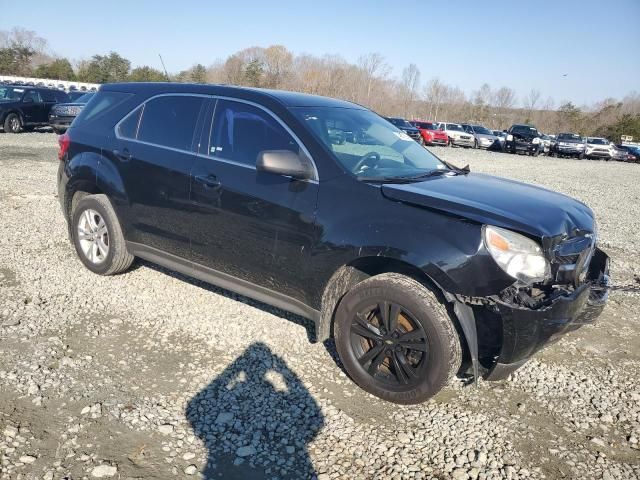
0 132 639 480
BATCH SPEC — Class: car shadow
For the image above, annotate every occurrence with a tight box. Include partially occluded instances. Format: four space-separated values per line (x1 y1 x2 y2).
185 342 324 479
137 260 317 343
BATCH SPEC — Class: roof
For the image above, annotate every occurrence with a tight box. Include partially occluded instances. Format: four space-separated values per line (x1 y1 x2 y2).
100 82 365 110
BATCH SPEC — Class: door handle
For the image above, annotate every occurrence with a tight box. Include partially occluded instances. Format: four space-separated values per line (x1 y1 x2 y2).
113 148 132 162
194 174 221 188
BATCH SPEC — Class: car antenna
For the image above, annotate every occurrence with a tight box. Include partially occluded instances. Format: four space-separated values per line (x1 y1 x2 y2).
158 54 171 82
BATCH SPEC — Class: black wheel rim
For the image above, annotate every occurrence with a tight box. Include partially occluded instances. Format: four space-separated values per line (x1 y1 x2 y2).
349 301 429 388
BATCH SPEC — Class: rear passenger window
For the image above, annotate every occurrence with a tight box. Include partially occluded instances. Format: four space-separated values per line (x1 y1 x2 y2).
209 100 299 166
41 90 56 102
137 96 205 151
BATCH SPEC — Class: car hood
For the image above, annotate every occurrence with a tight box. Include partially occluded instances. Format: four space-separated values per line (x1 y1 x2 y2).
53 102 86 108
476 133 497 140
380 172 594 239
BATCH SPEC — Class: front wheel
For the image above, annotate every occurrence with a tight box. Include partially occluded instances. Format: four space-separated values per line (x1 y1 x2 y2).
334 273 462 404
3 113 21 133
71 194 134 275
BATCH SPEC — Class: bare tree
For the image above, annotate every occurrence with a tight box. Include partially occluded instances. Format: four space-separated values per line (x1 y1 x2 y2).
524 89 541 114
400 63 421 117
493 86 516 111
358 53 390 103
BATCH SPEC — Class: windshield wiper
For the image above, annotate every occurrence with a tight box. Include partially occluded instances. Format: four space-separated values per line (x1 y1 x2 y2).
356 176 423 184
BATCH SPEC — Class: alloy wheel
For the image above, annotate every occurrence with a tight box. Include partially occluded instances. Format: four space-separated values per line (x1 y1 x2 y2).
349 301 429 388
77 209 109 264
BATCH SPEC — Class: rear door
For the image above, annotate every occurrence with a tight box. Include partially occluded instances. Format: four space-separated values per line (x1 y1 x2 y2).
114 94 209 259
189 98 319 303
20 90 44 124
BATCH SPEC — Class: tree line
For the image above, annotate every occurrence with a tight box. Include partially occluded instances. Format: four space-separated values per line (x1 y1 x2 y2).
1 27 639 140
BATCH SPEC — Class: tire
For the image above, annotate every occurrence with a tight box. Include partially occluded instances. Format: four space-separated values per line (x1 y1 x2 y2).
334 273 462 404
3 113 21 133
52 127 66 135
71 194 134 276
418 136 425 146
473 139 478 149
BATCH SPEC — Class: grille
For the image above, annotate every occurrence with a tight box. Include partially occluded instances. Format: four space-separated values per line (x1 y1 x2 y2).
555 253 579 265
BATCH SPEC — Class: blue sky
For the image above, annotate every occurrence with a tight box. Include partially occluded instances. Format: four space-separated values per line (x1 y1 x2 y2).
2 0 639 106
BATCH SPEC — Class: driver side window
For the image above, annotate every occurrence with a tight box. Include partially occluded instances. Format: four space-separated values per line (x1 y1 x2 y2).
209 100 299 166
23 90 41 103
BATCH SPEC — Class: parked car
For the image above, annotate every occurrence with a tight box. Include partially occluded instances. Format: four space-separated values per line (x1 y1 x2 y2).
551 133 587 159
49 92 95 134
437 122 475 147
504 124 543 156
0 85 70 133
585 137 614 160
616 144 640 163
461 124 499 149
68 91 89 102
58 83 610 404
539 134 552 154
410 120 448 146
492 130 507 150
384 117 424 145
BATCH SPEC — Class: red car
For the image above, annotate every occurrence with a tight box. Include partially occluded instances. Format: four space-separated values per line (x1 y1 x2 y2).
411 121 449 146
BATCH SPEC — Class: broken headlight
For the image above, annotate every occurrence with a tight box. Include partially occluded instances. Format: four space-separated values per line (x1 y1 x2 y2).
483 225 550 285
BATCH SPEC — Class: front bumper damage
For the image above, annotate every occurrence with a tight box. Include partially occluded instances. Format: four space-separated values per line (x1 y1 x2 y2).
453 247 610 382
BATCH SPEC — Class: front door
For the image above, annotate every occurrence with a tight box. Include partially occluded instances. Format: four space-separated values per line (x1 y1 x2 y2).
21 90 44 124
189 98 319 304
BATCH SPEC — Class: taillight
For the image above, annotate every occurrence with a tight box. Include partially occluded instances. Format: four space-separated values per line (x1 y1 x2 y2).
58 132 70 161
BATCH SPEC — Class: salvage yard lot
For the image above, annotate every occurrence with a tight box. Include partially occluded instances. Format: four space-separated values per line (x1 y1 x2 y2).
1 132 639 480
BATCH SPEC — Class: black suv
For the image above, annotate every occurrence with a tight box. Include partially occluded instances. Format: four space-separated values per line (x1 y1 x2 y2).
504 124 543 156
384 117 424 145
58 83 610 404
49 92 95 134
0 84 69 133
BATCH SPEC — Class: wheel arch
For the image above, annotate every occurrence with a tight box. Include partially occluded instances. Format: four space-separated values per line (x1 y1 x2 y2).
317 256 463 344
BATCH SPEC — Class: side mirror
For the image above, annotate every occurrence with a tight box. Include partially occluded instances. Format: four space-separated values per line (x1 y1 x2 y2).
256 150 314 180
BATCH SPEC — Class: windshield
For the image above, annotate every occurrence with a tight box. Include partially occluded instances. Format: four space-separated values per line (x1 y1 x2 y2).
386 117 414 129
587 138 608 145
558 133 583 142
0 86 25 101
413 121 436 130
74 92 95 103
446 123 464 132
472 125 493 135
292 107 446 179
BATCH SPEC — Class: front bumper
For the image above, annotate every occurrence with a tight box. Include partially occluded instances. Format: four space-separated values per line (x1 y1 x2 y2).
506 140 539 153
586 150 612 159
451 136 475 147
554 145 585 156
484 247 610 380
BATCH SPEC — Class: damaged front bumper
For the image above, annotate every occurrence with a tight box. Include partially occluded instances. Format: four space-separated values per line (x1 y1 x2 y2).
452 248 610 383
484 247 610 380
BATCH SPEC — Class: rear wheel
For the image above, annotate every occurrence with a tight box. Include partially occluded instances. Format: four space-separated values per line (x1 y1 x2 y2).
71 194 134 275
3 113 21 133
334 273 462 404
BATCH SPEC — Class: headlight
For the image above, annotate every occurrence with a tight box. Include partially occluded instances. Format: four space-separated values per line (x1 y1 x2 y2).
483 225 550 285
532 137 540 144
577 143 585 148
506 134 513 141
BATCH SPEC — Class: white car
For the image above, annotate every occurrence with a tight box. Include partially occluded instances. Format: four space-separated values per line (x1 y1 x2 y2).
585 137 614 160
437 122 475 147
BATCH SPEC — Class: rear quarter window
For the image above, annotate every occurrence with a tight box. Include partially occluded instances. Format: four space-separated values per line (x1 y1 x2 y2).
74 91 133 126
